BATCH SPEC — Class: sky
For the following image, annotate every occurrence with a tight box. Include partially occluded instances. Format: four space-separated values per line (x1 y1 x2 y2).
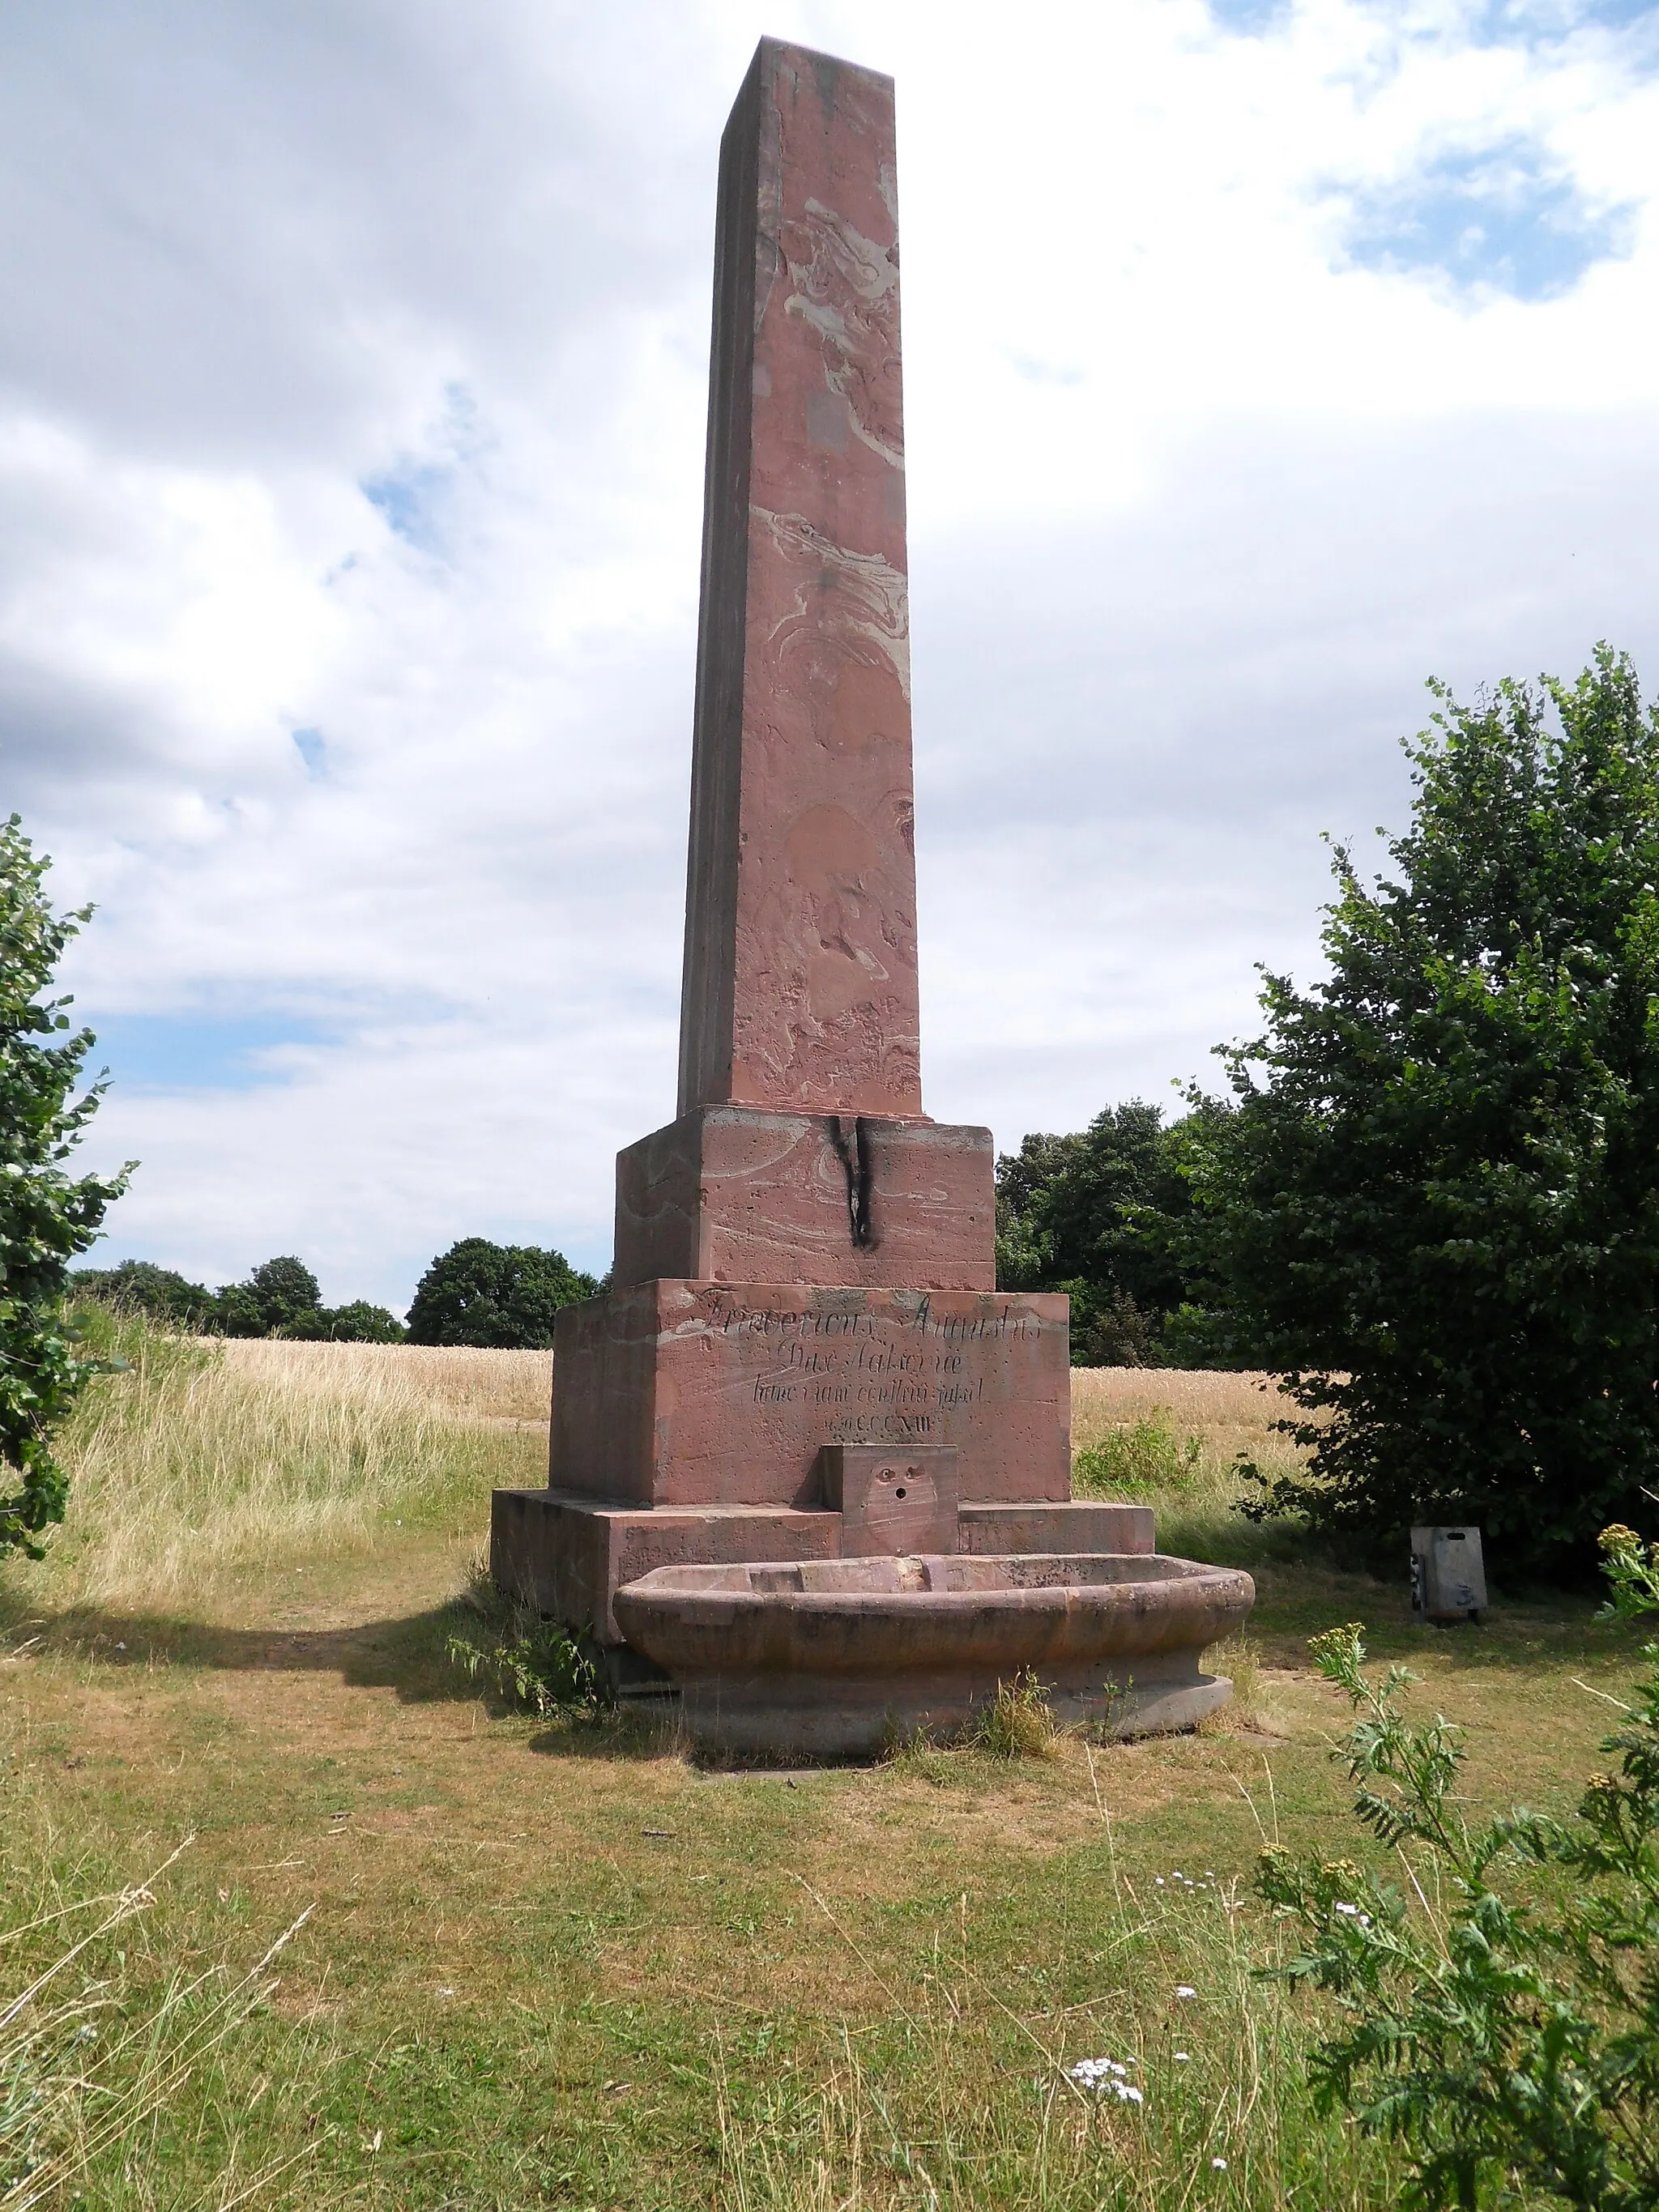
4 0 1658 1312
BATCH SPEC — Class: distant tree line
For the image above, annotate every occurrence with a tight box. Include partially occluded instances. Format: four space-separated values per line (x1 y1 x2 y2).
72 1237 599 1347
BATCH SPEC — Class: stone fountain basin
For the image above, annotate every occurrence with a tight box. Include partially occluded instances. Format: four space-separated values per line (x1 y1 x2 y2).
612 1551 1255 1758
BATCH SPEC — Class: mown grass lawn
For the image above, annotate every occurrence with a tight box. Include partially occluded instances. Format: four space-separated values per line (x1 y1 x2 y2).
2 1331 1646 2209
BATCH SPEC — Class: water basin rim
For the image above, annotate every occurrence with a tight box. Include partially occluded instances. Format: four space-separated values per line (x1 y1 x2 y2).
615 1553 1253 1603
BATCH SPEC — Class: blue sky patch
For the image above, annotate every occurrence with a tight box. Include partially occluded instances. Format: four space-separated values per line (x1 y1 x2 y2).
1340 138 1634 300
1207 0 1291 31
291 726 326 776
361 460 453 552
82 1012 329 1093
1008 352 1086 386
360 384 484 556
1465 0 1659 47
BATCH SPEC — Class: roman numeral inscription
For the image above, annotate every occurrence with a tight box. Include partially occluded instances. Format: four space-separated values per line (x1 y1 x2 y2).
548 1286 1071 1511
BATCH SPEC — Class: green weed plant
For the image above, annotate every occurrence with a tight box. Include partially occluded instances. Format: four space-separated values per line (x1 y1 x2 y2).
1074 1414 1202 1499
445 1575 601 1720
966 1671 1067 1761
1256 1524 1659 2210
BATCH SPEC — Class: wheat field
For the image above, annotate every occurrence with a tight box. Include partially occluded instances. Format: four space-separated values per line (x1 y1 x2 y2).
215 1336 552 1422
1071 1366 1300 1461
10 1323 549 1617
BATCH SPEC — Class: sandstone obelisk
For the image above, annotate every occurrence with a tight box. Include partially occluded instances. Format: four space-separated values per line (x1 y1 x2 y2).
491 41 1131 1668
680 40 919 1121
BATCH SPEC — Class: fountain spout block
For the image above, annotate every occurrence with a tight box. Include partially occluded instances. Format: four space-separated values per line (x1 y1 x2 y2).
817 1443 958 1556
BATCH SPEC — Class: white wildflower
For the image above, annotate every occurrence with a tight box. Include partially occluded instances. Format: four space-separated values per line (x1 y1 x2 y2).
1174 2051 1191 2061
1212 2155 1228 2170
1067 2059 1146 2104
1175 1985 1198 1999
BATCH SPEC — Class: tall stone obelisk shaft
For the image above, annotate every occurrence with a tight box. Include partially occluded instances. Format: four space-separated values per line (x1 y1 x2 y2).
678 39 922 1120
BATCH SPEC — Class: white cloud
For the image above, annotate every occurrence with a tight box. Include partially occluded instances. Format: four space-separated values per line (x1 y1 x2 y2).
4 0 1657 1308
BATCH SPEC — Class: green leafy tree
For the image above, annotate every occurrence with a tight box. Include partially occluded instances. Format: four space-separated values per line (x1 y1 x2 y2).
70 1258 216 1328
1192 650 1659 1567
0 816 130 1558
208 1257 405 1342
215 1255 322 1338
280 1298 404 1344
1256 1524 1659 2211
995 1100 1231 1364
406 1237 597 1349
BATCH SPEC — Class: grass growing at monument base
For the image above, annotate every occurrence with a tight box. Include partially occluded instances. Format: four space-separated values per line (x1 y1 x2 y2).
1 1325 1644 2208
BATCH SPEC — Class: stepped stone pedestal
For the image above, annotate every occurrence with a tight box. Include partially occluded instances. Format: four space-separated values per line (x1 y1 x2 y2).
489 36 1252 1733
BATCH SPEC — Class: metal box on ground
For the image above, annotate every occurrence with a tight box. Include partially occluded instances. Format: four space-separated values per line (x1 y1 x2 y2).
1410 1524 1487 1622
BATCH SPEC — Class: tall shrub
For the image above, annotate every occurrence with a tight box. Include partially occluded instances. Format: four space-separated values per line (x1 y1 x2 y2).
0 816 129 1557
1194 650 1659 1569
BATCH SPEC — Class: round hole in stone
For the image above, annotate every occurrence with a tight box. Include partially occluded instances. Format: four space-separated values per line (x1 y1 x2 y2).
894 1486 907 1499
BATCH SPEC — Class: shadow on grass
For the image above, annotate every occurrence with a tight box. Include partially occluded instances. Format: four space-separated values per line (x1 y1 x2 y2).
0 1595 697 1760
1147 1509 1636 1673
1 1598 486 1703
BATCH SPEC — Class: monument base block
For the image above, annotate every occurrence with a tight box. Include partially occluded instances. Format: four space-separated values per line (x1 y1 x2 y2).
491 1490 844 1646
548 1281 1072 1508
613 1107 996 1290
957 1501 1154 1555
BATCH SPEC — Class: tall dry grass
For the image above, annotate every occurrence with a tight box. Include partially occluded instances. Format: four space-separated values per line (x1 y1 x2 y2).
214 1337 551 1425
0 1832 327 2212
1071 1368 1299 1465
4 1315 548 1617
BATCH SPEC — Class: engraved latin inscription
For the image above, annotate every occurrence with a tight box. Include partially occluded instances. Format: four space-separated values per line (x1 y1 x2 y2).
697 1297 1045 1442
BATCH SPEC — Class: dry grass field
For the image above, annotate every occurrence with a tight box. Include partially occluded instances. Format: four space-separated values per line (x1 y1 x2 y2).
5 1330 549 1618
1 1322 1645 2209
218 1336 554 1424
1071 1366 1299 1461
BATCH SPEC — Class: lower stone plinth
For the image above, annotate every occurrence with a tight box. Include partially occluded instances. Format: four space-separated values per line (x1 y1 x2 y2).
663 1667 1234 1758
491 1490 844 1645
548 1281 1072 1508
613 1107 996 1290
957 1501 1154 1554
